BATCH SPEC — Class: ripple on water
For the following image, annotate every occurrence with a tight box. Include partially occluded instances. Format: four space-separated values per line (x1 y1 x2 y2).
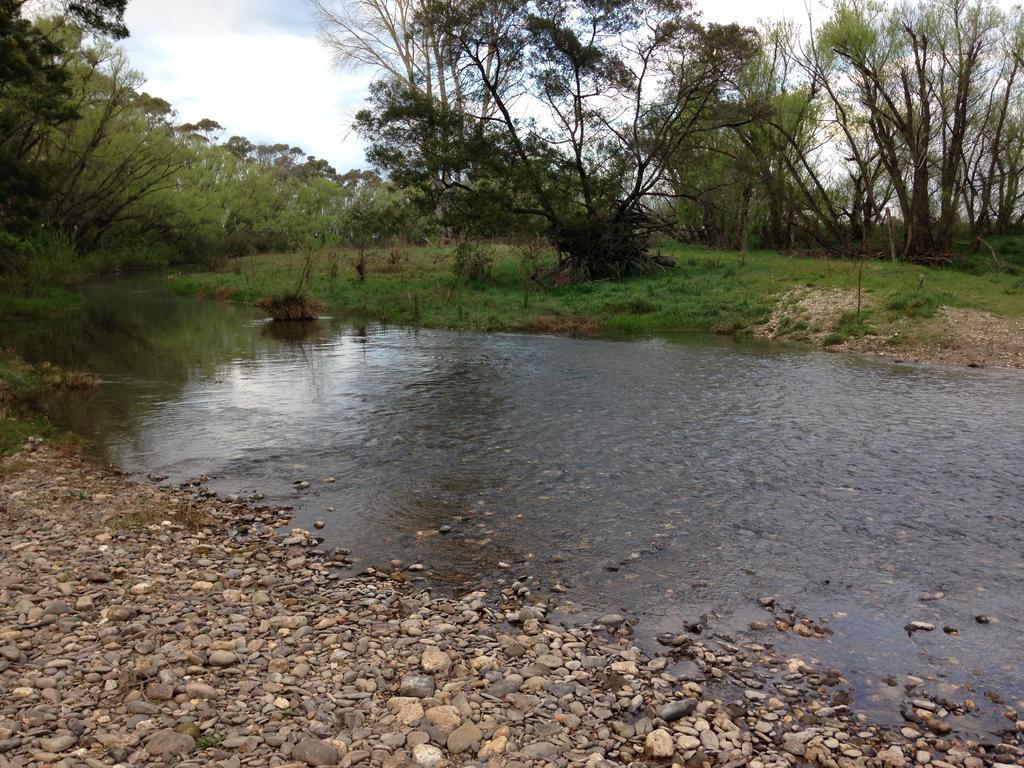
5 276 1024 736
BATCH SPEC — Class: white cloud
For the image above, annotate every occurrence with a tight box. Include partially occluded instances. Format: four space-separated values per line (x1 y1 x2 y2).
122 1 369 170
699 0 825 26
109 0 863 172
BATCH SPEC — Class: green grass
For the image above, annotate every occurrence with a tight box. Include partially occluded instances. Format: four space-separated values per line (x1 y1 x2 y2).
884 287 952 318
169 241 1024 344
194 733 222 750
823 310 877 346
0 284 81 320
0 410 65 457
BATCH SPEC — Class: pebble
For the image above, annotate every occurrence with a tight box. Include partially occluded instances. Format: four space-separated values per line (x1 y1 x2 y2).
420 648 451 675
292 737 340 766
645 729 674 759
0 443 1012 768
411 743 444 767
399 673 436 698
38 735 75 753
522 740 559 760
446 721 482 753
146 728 195 755
209 649 237 666
658 698 698 722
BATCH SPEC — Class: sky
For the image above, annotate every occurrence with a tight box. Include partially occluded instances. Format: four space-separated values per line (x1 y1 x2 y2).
119 0 823 173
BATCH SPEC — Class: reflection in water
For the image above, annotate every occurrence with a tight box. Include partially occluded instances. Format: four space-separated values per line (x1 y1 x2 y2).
260 319 330 343
5 275 1024 734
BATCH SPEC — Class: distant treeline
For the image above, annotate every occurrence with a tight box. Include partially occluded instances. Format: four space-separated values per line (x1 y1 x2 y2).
0 2 429 284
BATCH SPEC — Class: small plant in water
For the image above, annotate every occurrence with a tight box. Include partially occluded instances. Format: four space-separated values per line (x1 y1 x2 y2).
256 252 323 321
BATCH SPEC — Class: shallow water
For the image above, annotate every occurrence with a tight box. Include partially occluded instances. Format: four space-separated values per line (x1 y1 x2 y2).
6 275 1024 736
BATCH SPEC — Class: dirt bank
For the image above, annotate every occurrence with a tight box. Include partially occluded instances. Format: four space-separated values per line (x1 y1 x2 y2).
759 289 1024 369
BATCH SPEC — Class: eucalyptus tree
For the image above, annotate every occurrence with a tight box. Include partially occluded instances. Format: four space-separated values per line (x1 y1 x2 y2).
353 0 758 277
314 0 505 229
35 29 188 251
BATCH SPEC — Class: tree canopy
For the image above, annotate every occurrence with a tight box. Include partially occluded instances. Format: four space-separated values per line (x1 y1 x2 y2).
323 0 1024 269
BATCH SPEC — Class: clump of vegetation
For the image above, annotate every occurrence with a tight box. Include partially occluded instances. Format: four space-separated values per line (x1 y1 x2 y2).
255 253 324 321
255 294 325 321
823 310 877 346
0 353 93 456
194 733 222 750
886 287 951 318
0 354 96 404
451 242 493 282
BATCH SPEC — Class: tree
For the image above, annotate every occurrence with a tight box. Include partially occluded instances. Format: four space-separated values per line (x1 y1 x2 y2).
1 0 129 250
354 0 758 278
811 0 1009 259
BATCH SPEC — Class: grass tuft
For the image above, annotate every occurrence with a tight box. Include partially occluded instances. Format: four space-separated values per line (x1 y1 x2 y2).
885 288 951 318
255 294 324 321
823 310 876 346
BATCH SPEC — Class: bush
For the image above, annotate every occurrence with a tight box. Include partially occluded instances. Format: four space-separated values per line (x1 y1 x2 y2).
255 294 324 321
451 242 493 282
886 288 950 318
823 310 875 346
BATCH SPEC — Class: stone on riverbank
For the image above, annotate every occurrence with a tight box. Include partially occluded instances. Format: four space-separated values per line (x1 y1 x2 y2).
0 443 1018 768
292 737 340 766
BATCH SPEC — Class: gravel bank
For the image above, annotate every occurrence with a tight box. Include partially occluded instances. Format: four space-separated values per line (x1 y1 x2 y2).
1 442 1021 768
758 288 1024 369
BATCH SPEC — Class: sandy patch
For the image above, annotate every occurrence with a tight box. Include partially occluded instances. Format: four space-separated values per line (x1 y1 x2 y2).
760 289 1024 369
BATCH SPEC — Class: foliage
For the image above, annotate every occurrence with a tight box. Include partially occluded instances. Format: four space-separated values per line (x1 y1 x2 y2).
0 10 428 288
329 0 1024 270
451 242 493 282
349 0 759 278
708 0 1024 261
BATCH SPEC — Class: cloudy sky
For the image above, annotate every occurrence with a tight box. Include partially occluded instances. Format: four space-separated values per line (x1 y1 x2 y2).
120 0 821 173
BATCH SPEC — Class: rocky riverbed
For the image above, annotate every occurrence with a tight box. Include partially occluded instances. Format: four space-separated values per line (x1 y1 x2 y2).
1 441 1021 768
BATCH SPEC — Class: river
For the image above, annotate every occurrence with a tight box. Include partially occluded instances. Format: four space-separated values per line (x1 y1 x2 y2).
5 275 1023 739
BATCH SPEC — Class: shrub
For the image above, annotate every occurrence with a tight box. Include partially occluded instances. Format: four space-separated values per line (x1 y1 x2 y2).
885 288 950 318
451 242 493 282
255 294 324 321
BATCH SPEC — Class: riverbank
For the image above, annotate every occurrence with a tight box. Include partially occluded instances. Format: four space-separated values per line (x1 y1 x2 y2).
168 242 1024 369
0 352 93 456
2 441 1021 768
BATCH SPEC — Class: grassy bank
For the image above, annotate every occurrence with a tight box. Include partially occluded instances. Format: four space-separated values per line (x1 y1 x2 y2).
169 241 1024 351
0 353 92 456
0 228 207 324
0 284 82 321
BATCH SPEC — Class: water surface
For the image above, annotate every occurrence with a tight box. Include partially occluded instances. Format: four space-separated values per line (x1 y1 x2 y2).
6 276 1024 737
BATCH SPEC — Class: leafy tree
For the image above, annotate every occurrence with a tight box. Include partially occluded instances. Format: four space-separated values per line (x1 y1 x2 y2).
1 0 129 264
354 0 758 278
0 3 77 237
